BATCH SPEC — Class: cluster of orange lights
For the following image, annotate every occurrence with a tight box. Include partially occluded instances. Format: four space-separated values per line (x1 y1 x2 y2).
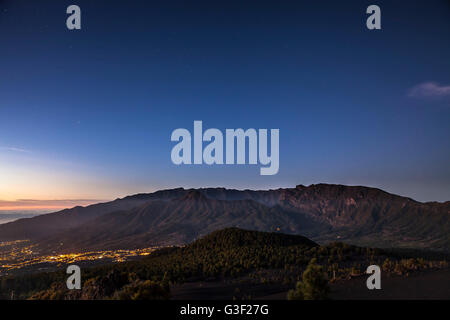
0 240 157 275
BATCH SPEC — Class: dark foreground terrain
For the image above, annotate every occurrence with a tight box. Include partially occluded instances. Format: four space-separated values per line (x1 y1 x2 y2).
170 269 450 300
1 228 448 300
330 269 450 300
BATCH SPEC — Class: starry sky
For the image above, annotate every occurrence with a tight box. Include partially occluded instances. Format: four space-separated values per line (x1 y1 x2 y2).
0 0 449 209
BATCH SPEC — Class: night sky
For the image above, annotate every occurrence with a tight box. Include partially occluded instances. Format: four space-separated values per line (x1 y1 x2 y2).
0 0 449 207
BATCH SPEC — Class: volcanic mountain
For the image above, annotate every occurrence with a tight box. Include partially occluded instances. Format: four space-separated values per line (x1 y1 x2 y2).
37 190 324 252
0 184 449 252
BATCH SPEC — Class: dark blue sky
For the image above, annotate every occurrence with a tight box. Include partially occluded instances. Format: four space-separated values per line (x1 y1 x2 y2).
0 0 449 203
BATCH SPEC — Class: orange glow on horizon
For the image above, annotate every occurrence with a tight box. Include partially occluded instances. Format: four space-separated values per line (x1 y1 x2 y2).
0 205 70 211
0 199 104 211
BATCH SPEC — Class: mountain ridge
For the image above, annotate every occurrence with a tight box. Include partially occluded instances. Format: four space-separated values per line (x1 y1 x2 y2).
0 184 448 251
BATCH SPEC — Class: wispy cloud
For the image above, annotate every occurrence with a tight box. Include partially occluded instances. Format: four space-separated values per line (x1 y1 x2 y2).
0 146 31 153
408 82 450 98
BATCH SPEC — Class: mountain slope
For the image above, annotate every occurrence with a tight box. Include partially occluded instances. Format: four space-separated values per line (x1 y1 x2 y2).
37 191 324 252
0 188 187 241
0 198 152 241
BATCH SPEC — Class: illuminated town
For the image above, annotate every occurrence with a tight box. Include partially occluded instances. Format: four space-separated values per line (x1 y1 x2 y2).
0 240 158 276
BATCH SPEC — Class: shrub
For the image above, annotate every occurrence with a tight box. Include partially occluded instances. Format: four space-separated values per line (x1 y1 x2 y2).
114 280 170 300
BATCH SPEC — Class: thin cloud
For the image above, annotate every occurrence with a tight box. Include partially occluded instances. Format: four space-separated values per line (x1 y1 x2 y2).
408 82 450 98
0 146 31 153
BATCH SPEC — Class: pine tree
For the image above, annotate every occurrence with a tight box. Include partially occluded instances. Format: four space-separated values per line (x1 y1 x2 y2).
287 258 330 300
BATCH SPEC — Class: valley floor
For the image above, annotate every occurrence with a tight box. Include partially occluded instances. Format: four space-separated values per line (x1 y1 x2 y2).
171 269 450 300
